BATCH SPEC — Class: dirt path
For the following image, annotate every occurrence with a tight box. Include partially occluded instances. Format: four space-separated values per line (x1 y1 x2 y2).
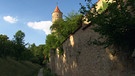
37 68 43 76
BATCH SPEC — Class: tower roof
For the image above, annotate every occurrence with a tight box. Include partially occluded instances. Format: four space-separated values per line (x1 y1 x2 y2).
53 6 62 13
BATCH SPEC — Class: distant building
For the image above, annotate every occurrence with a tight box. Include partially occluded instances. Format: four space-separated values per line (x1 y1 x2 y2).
52 6 63 23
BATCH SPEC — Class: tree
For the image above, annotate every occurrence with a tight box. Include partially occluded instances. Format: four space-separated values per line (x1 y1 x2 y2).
0 35 10 57
0 30 44 64
80 0 135 53
28 44 46 65
13 30 25 45
43 34 59 57
36 45 45 65
0 34 16 57
44 12 83 57
13 30 26 60
51 12 82 43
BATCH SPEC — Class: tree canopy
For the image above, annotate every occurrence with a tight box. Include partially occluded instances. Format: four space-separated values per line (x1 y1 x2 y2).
80 0 135 53
51 12 82 39
13 30 25 45
0 30 46 65
44 12 83 55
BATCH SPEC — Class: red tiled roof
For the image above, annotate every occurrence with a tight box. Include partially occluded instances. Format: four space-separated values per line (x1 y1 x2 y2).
54 6 62 13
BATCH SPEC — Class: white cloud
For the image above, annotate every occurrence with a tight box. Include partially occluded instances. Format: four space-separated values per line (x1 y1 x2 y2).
3 16 18 23
27 21 52 35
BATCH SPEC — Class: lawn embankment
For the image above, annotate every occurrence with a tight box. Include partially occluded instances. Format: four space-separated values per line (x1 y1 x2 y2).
0 57 41 76
43 67 57 76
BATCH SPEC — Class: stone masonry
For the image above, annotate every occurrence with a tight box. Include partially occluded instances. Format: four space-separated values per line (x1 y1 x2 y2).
50 24 135 76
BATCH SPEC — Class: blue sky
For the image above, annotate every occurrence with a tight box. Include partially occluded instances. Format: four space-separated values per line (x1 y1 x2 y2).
0 0 97 45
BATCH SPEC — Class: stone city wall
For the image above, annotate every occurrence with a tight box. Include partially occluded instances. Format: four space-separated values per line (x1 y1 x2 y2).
50 24 135 76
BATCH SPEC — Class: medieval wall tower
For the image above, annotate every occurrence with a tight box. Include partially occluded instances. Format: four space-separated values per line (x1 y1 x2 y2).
52 6 63 23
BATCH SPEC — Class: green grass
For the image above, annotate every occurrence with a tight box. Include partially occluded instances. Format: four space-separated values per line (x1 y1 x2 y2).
43 67 57 76
0 57 41 76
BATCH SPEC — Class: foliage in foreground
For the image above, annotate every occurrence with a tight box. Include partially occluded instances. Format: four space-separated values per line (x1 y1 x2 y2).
44 12 82 56
80 0 135 53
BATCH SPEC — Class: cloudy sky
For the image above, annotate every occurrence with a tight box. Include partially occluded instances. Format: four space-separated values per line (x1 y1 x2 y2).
0 0 97 45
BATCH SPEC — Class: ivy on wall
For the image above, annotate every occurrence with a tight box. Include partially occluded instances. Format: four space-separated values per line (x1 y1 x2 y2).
80 0 135 54
45 12 83 56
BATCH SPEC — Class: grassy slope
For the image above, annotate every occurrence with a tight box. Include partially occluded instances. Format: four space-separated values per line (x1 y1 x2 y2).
0 57 41 76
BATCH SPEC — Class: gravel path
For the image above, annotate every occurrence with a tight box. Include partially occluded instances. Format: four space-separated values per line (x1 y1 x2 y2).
37 68 43 76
